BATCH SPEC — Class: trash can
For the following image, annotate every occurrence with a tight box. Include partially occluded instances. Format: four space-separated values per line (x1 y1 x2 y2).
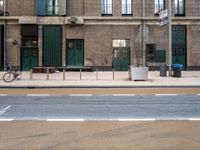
172 64 183 78
160 64 167 77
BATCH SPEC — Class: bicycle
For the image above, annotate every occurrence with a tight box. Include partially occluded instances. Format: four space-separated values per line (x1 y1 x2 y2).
3 64 22 82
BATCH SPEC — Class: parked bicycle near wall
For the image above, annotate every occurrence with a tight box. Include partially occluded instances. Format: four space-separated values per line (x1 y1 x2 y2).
3 64 22 82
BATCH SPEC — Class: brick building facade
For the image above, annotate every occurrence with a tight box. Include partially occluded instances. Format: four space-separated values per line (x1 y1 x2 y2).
0 0 200 71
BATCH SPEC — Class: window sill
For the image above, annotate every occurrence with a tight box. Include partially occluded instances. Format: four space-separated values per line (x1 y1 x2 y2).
101 14 113 16
122 14 133 16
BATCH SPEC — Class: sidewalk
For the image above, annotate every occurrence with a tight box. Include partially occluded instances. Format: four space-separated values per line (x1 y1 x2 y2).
0 71 200 88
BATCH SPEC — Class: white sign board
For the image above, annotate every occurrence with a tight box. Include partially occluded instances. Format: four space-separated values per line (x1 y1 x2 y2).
159 9 168 26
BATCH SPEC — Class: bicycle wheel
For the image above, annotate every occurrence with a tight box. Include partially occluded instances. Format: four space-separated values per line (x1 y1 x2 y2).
16 71 22 80
3 72 15 82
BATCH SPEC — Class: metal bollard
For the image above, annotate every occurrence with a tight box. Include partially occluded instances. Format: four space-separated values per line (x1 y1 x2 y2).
63 69 65 80
46 69 49 80
30 69 33 80
80 69 82 80
96 68 98 80
113 68 115 80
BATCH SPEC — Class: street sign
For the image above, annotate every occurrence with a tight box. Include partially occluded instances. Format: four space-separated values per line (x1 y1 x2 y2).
159 9 168 26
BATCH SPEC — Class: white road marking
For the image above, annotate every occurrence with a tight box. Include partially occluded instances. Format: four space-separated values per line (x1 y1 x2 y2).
0 94 8 96
189 118 200 121
0 105 12 116
197 94 200 96
155 94 178 96
112 94 136 96
0 119 14 121
118 118 156 121
47 119 85 122
70 94 93 97
27 94 50 97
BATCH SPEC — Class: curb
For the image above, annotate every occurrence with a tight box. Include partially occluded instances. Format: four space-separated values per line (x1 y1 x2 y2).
0 85 200 89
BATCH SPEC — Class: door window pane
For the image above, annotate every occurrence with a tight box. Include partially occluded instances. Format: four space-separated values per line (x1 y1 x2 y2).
113 40 130 47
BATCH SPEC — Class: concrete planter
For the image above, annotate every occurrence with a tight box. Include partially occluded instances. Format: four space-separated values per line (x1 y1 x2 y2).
129 66 149 81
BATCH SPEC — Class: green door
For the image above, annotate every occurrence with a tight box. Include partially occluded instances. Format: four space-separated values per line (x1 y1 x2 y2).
172 46 186 68
172 25 187 69
66 39 84 67
43 26 62 66
21 48 38 71
113 48 130 71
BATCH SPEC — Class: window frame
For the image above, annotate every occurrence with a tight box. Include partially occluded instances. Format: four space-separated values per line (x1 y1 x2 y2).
175 0 185 16
101 0 113 16
154 0 165 15
46 0 60 16
121 0 132 16
0 0 4 15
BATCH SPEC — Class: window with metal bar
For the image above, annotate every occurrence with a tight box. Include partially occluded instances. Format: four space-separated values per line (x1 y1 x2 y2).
101 0 112 15
122 0 132 15
0 0 4 15
155 0 165 14
36 0 66 16
175 0 185 16
46 0 59 15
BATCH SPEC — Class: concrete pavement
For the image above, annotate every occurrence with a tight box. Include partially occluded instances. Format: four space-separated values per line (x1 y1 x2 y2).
0 71 200 88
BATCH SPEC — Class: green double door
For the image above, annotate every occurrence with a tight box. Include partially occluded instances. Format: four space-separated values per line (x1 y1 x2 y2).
21 48 38 70
113 48 130 71
66 39 84 67
172 25 187 69
43 26 62 66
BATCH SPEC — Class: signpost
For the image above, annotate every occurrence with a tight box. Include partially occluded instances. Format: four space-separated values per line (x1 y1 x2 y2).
159 6 172 76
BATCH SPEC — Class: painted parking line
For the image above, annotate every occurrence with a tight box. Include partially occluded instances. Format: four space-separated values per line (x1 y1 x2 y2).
27 94 50 97
112 94 136 96
155 94 178 96
70 94 93 97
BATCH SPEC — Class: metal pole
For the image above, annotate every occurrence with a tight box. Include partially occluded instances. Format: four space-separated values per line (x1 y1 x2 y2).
80 69 82 80
46 69 49 80
30 69 33 80
168 0 172 76
63 69 65 80
3 0 7 71
112 68 115 80
96 68 98 80
142 0 146 67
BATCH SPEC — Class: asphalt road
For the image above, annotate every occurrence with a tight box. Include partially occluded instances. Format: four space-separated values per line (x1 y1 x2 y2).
0 94 200 120
1 91 200 149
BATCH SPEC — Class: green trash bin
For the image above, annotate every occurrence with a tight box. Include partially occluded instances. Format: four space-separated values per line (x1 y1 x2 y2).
172 64 183 78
